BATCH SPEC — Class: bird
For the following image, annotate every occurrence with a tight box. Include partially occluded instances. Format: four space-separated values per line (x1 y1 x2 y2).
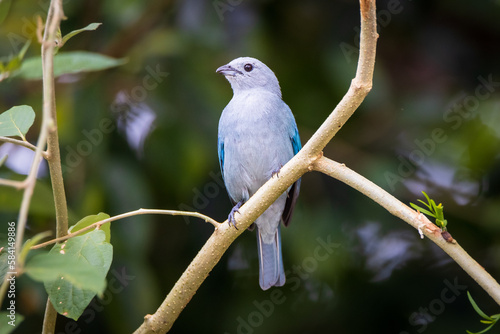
216 57 301 290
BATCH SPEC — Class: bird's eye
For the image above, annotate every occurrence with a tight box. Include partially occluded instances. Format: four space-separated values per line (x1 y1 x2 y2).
244 64 253 72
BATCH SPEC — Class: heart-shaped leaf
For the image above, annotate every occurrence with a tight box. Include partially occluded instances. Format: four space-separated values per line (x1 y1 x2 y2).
24 230 113 320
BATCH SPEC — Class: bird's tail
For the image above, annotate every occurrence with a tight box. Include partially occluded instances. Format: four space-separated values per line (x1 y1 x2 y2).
257 227 285 290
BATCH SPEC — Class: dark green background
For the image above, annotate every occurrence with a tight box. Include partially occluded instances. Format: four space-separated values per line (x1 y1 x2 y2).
1 0 500 333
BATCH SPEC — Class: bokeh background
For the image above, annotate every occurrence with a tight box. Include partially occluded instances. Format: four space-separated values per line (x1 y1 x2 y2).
1 0 500 333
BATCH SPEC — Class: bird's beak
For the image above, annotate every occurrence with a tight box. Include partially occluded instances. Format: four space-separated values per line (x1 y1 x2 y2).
216 64 241 76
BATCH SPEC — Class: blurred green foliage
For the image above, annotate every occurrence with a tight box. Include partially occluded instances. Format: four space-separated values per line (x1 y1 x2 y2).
0 0 500 333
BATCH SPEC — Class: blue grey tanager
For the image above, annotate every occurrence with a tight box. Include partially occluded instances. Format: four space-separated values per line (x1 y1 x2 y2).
216 57 301 290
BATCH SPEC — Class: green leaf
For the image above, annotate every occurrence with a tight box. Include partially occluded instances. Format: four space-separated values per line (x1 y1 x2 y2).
18 230 52 267
482 324 498 333
0 105 36 141
4 40 31 71
46 230 113 320
69 212 111 243
410 203 434 217
468 291 491 320
435 203 445 221
422 191 431 204
61 23 102 46
467 323 497 334
24 230 113 320
429 198 438 209
24 252 104 292
417 199 432 210
0 39 31 81
14 51 126 80
0 311 24 334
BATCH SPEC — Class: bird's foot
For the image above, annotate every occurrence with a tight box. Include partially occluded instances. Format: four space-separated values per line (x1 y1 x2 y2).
271 164 283 178
228 201 243 229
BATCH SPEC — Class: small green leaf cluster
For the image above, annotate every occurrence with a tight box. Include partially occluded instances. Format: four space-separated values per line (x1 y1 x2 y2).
410 191 448 231
466 291 499 334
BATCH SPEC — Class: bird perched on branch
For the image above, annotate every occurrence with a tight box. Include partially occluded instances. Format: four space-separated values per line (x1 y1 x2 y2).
216 57 301 290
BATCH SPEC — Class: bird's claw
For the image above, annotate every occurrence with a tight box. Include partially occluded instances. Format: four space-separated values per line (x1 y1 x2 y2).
228 201 243 229
271 164 283 178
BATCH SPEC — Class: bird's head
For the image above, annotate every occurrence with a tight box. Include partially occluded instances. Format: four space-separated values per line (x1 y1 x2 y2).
216 57 282 97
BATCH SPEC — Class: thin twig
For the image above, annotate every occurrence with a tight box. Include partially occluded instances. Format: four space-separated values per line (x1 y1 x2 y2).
0 136 48 190
0 137 47 191
0 178 25 189
312 156 500 306
0 136 47 157
31 208 220 250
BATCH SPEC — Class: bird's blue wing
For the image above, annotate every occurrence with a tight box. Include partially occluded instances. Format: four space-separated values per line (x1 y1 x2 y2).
291 126 302 155
282 126 301 226
218 137 224 176
218 136 238 207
